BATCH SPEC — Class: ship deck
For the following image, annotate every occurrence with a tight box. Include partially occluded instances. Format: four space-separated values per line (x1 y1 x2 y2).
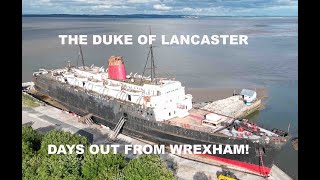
46 66 174 87
165 108 233 134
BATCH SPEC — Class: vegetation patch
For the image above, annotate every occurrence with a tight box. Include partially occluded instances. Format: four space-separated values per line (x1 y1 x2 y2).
22 125 176 180
22 93 40 108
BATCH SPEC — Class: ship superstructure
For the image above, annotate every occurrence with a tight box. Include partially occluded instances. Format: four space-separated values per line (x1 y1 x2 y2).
34 55 192 122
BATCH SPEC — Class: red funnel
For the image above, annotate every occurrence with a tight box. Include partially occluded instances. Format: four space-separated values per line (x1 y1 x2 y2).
108 56 127 80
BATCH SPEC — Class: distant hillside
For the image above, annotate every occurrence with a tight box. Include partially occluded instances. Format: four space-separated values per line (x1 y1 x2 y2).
22 14 296 18
22 14 190 18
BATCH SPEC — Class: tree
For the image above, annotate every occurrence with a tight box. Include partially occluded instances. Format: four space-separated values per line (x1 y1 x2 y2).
39 129 89 156
22 126 178 180
22 140 35 178
22 125 43 179
22 125 43 152
123 155 176 180
22 153 42 179
81 150 127 179
95 166 124 180
36 130 89 179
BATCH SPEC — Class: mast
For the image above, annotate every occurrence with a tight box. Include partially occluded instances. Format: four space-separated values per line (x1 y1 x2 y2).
76 53 79 67
150 27 156 84
78 44 85 70
150 38 156 83
141 27 156 85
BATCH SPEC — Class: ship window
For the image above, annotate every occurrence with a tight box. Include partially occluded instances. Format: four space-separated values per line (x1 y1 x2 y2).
169 112 171 116
128 95 131 101
150 113 153 116
174 111 176 114
83 82 85 86
147 112 149 116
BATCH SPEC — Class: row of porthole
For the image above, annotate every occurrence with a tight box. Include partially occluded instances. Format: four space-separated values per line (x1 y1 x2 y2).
120 104 153 116
120 106 153 117
139 109 153 117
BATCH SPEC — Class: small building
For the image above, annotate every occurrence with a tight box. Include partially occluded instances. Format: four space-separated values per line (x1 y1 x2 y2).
240 89 257 104
202 113 222 127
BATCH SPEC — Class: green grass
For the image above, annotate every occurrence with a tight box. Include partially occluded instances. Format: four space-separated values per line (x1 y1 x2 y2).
22 93 40 108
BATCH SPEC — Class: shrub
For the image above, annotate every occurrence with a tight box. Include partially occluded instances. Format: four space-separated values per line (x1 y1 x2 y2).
123 155 176 180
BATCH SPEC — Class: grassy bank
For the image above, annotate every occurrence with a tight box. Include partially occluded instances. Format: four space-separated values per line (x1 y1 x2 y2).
22 93 40 108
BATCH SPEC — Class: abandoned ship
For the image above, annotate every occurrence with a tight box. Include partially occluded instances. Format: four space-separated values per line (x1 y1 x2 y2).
31 44 289 177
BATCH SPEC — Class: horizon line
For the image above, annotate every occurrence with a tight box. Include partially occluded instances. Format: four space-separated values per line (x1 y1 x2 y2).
22 14 298 17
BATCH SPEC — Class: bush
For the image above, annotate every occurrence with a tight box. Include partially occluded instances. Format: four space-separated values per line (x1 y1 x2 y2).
22 153 42 179
81 150 127 179
123 155 176 180
39 130 89 156
22 125 43 152
22 126 43 179
95 166 124 180
22 127 177 180
37 130 89 179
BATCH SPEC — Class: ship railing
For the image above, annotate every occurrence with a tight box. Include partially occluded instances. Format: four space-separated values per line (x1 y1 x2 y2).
33 69 48 76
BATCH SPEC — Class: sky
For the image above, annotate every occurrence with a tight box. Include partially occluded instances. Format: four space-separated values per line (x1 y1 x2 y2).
22 0 298 16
